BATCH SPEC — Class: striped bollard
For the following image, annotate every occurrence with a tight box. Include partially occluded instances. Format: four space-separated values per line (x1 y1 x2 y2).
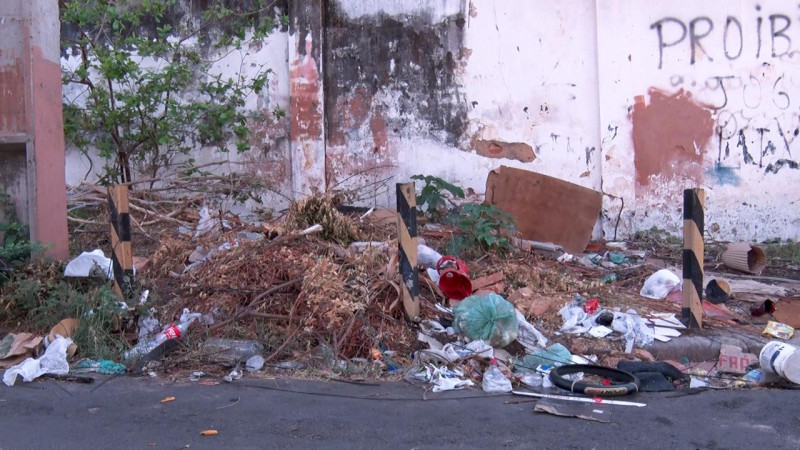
682 188 704 328
108 185 135 299
396 182 420 322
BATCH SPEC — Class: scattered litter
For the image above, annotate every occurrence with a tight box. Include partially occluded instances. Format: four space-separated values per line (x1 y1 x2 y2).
515 310 548 350
689 376 709 388
647 313 686 329
274 361 308 371
405 363 474 392
45 318 79 358
534 397 612 423
190 371 207 380
437 257 472 300
705 279 732 304
511 390 646 407
417 245 443 269
721 243 767 275
200 430 219 436
245 355 265 372
161 396 176 403
763 321 795 340
482 358 512 393
588 326 613 338
515 343 572 371
452 293 519 347
751 300 777 318
640 269 681 299
557 253 574 263
73 359 126 375
125 317 194 360
223 367 242 382
64 249 113 279
200 338 264 365
3 337 73 386
195 206 231 238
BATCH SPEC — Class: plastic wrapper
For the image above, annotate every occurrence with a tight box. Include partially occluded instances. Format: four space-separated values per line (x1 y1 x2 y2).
417 245 443 269
64 249 113 279
452 293 519 347
640 269 681 299
514 343 573 371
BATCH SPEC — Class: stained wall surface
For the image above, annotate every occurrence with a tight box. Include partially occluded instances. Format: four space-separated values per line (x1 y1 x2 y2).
61 0 800 242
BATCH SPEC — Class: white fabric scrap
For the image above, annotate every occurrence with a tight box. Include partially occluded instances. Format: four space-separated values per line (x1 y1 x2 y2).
3 337 73 386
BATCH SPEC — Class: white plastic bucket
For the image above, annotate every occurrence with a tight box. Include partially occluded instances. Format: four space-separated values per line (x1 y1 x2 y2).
759 341 800 384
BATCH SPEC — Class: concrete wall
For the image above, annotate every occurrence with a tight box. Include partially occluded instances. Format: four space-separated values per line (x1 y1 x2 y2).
1 0 68 259
61 0 800 242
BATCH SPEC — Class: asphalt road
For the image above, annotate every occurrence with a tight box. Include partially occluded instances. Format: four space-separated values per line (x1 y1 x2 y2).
0 376 799 449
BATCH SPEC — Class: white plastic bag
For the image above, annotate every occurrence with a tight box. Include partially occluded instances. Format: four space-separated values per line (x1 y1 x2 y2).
3 337 73 386
640 269 681 299
515 310 548 349
64 249 113 279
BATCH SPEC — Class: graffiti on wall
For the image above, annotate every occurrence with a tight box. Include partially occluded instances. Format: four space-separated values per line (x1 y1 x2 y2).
650 7 800 180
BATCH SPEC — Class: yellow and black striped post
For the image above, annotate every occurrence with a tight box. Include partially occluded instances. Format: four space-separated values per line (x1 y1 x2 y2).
108 185 135 299
396 182 420 322
682 188 704 328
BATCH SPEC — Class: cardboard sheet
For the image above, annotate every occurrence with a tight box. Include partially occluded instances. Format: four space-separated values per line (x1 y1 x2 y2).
485 166 602 253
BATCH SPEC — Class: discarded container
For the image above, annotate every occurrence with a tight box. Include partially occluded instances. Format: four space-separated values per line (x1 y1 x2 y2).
437 256 472 300
452 293 518 347
417 244 443 269
721 243 767 275
125 322 191 360
482 359 512 393
640 269 681 299
705 279 731 304
759 341 800 384
201 338 264 365
750 300 776 317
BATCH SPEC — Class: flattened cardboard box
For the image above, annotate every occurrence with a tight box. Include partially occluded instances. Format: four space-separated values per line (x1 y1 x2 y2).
485 166 602 253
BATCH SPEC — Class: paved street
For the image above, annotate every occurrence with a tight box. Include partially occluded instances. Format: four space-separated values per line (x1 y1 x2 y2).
0 376 798 449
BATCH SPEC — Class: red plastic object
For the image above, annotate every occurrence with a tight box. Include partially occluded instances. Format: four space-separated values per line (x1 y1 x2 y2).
437 256 472 300
583 298 599 314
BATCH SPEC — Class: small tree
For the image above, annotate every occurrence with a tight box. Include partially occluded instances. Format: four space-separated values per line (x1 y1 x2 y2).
61 0 286 185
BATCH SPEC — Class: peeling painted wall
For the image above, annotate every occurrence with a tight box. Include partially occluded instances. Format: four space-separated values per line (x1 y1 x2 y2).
598 0 800 241
61 0 800 241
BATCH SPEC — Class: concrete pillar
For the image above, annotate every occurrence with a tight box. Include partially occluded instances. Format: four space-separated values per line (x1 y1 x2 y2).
288 0 326 198
0 0 68 259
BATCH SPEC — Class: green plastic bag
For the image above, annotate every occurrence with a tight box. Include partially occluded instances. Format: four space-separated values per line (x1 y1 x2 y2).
452 293 519 347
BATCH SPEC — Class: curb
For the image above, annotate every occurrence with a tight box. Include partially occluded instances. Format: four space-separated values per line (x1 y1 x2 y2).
644 329 769 362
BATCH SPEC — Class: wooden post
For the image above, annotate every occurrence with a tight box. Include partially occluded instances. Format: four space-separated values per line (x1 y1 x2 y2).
396 182 420 322
682 188 704 328
108 185 134 299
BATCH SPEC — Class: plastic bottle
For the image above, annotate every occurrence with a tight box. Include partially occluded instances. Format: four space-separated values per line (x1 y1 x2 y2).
124 321 190 360
482 359 512 393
